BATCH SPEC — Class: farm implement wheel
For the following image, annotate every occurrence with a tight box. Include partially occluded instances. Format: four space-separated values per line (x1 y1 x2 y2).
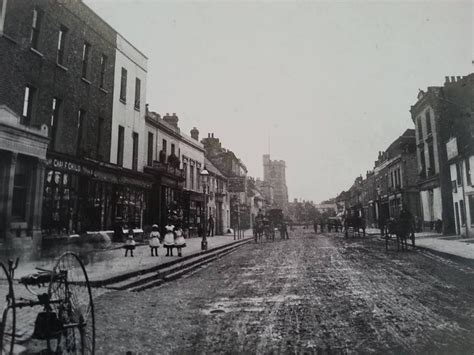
0 262 16 355
48 252 95 355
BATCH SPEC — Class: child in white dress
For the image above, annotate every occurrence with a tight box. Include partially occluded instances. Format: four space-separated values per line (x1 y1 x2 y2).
174 225 186 257
149 224 160 257
163 224 175 256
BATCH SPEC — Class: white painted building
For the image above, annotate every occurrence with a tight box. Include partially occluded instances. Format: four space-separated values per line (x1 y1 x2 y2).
447 137 474 237
110 34 147 172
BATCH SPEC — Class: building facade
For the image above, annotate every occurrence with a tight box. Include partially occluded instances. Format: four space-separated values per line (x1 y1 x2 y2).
0 0 154 247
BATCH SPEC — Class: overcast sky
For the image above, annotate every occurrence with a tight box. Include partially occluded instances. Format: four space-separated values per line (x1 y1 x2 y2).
86 0 473 203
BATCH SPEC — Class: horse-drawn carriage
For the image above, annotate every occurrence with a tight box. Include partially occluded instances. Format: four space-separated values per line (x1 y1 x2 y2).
343 213 366 238
384 216 416 252
254 209 287 243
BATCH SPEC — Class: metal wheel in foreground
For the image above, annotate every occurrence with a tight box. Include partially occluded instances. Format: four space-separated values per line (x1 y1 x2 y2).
48 252 95 355
0 262 16 355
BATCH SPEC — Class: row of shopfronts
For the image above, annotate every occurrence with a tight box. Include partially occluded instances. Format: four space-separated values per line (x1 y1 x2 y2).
42 153 211 237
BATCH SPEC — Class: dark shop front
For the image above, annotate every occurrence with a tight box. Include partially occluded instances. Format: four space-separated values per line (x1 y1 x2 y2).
42 153 153 236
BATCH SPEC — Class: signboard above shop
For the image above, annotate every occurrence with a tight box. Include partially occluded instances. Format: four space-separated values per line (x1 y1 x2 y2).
228 176 246 193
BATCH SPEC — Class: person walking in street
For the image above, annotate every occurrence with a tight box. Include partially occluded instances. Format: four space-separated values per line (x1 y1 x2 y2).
280 220 289 239
208 216 215 237
149 224 160 257
313 220 318 234
123 228 136 257
163 224 175 256
174 224 186 257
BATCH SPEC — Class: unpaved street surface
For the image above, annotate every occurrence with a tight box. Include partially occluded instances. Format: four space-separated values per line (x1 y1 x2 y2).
95 229 474 354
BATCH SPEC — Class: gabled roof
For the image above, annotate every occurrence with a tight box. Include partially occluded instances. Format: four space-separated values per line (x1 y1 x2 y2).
204 157 226 179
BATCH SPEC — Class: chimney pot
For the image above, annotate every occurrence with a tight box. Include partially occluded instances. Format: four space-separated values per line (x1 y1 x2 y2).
451 76 456 82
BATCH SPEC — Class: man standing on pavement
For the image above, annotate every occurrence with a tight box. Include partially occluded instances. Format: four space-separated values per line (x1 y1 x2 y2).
208 215 215 237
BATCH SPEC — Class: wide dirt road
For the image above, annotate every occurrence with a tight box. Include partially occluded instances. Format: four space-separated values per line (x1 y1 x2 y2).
95 228 474 354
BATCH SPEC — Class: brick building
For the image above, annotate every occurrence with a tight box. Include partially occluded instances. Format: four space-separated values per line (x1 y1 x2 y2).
373 129 420 227
0 0 153 247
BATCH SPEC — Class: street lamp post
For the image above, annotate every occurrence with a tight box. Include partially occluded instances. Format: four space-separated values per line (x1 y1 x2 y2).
200 168 209 250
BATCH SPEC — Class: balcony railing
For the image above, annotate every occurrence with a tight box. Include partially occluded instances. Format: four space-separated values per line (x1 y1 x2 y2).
149 160 185 179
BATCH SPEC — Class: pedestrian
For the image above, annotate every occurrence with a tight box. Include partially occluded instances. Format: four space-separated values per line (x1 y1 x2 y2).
123 228 136 257
163 224 175 256
208 216 215 237
313 220 318 233
149 224 160 257
280 220 289 239
320 221 324 233
113 218 124 242
174 224 186 257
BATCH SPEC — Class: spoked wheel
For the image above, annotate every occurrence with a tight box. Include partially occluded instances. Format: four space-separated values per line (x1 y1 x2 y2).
48 253 95 355
0 262 16 355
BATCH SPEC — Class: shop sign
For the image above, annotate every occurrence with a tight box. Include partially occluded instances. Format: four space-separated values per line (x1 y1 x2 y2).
228 176 246 192
47 158 93 175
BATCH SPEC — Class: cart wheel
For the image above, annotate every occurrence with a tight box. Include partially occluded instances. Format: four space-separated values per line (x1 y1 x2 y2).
48 252 95 355
0 262 16 355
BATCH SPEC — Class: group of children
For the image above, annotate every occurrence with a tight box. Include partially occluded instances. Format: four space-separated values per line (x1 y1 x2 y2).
123 224 187 257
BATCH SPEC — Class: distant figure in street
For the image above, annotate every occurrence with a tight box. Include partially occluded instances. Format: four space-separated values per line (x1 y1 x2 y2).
174 224 186 257
208 216 215 237
320 221 324 233
113 218 124 242
149 224 160 257
398 206 414 250
123 229 136 257
379 215 387 237
163 224 175 256
280 220 289 239
328 221 332 232
313 220 318 234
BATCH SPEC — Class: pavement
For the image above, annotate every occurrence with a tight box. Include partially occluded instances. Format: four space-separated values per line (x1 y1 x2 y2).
365 227 474 263
9 232 253 282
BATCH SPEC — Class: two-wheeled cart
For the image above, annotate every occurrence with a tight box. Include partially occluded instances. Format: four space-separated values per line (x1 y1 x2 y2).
0 252 95 354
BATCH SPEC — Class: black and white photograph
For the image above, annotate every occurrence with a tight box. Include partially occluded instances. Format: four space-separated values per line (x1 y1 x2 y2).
0 0 473 353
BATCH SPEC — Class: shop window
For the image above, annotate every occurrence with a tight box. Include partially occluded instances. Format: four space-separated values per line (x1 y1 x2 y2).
120 67 127 102
30 8 42 50
82 42 91 79
469 195 474 226
117 125 124 167
134 78 141 110
22 85 35 125
100 55 107 88
57 26 67 66
132 132 139 171
147 132 154 166
11 156 29 221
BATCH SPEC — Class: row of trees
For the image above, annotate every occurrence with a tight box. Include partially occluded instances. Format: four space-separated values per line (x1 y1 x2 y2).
287 201 336 223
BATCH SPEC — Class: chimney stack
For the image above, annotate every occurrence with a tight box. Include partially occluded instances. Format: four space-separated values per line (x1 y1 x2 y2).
190 127 199 141
163 113 179 128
